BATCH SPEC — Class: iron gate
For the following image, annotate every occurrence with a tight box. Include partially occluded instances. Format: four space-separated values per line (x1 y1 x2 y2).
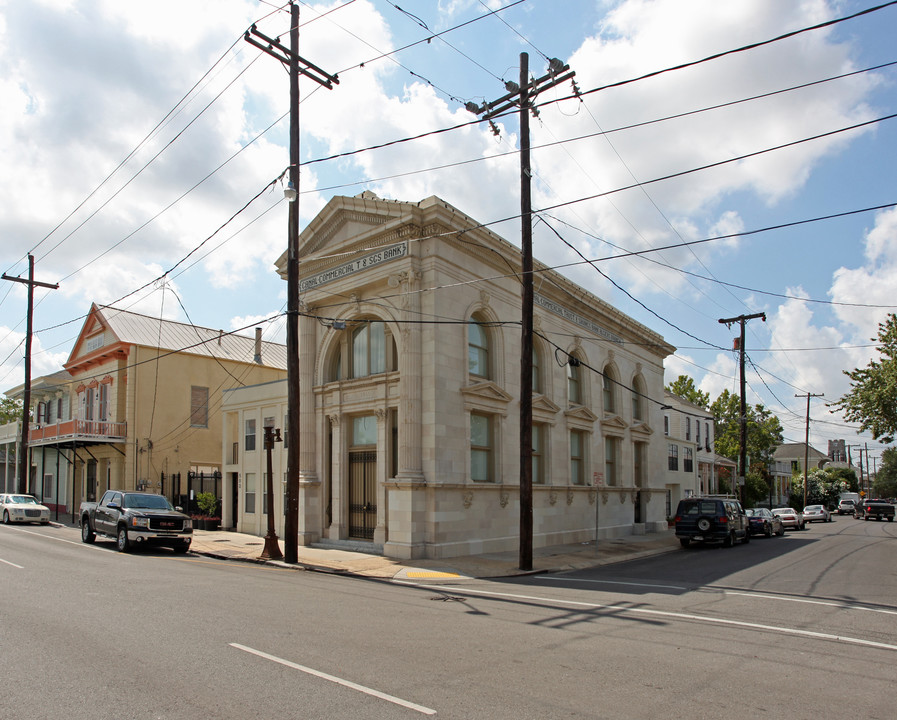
348 450 376 540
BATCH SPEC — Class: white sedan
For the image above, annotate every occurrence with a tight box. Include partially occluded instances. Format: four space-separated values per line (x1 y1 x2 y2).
802 504 832 523
0 494 51 525
772 507 806 530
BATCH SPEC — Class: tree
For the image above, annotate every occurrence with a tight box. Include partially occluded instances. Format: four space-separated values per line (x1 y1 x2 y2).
0 397 23 425
872 447 897 499
833 313 897 443
710 389 784 468
665 374 710 409
790 467 844 508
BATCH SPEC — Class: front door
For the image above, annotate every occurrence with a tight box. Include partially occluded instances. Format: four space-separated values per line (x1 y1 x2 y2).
348 450 376 540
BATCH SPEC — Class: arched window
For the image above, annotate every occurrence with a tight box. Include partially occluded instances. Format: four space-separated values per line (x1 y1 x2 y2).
468 317 490 379
631 376 645 422
333 319 395 380
532 345 542 394
567 357 581 405
602 366 616 414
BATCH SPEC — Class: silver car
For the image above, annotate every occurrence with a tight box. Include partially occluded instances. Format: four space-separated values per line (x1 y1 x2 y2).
802 504 831 523
772 507 806 530
0 494 51 525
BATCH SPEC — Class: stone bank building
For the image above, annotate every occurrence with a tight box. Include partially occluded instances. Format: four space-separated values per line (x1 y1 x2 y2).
222 192 676 560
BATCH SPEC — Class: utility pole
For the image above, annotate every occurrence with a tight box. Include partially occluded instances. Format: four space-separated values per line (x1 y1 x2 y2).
718 312 765 505
3 254 59 493
795 392 823 507
467 54 574 571
245 4 338 563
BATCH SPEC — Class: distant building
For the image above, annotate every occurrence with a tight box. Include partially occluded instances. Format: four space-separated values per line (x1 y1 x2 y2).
773 443 830 475
2 304 286 518
662 391 716 503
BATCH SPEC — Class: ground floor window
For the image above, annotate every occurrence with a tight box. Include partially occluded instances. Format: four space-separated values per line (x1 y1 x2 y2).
470 413 494 482
570 429 587 485
633 442 645 487
605 437 618 486
244 472 256 514
532 423 545 484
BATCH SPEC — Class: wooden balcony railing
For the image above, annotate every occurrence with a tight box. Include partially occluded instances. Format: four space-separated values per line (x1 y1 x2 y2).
29 419 127 444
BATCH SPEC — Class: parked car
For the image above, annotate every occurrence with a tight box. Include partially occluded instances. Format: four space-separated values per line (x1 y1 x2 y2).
802 505 831 523
0 494 51 525
837 499 856 515
772 507 806 530
80 491 193 553
674 496 750 548
745 507 785 537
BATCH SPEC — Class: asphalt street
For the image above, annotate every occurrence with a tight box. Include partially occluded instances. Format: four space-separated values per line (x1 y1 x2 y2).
1 516 894 719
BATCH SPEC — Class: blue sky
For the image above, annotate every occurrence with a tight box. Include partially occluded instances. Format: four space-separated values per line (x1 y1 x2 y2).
2 0 896 467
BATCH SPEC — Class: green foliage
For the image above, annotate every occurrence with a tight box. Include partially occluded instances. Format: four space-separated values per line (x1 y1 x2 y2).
0 397 23 425
826 466 859 493
666 375 710 409
833 313 897 443
710 389 784 468
196 492 218 517
872 447 897 499
789 467 844 509
744 470 771 507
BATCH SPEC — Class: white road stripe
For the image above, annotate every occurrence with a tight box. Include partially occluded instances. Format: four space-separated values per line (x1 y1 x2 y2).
229 643 438 715
412 584 897 653
0 557 24 569
534 576 687 590
723 590 897 616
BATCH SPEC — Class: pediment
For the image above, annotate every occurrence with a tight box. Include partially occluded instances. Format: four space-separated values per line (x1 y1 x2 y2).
629 420 654 438
601 414 629 433
532 394 561 423
564 405 598 424
66 304 120 367
461 380 513 413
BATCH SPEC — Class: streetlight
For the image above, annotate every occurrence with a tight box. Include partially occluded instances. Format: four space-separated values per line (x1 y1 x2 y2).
260 420 283 560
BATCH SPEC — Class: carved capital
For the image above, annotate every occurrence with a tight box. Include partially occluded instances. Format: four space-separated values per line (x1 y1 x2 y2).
463 491 473 509
500 491 509 508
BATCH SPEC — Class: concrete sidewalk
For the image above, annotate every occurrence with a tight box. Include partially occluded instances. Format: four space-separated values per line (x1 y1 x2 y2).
189 528 679 579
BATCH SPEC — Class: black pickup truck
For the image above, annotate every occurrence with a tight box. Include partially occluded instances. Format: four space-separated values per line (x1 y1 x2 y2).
80 491 193 552
854 499 895 522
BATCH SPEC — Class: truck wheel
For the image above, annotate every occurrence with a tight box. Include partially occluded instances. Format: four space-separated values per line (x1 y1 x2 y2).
116 526 131 553
723 531 734 548
173 542 190 554
81 519 95 544
679 538 691 548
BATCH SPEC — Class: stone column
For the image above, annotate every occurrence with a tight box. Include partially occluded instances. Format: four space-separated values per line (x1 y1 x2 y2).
373 408 389 545
297 307 321 545
385 269 427 559
327 413 343 539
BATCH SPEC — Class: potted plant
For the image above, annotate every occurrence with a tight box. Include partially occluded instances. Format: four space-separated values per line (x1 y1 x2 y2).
195 492 219 530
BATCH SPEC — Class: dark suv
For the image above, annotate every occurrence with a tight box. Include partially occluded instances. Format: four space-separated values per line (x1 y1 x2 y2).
674 496 750 548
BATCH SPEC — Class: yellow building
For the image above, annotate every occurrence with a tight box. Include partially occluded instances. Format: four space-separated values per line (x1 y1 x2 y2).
5 303 286 519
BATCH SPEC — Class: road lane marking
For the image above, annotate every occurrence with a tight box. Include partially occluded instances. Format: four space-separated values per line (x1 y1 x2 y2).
230 643 437 715
411 584 897 653
0 557 24 569
534 577 687 590
723 590 897 616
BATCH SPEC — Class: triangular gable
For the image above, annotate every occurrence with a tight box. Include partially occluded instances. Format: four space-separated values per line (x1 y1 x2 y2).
461 380 513 414
564 405 598 428
629 421 654 439
65 304 125 370
601 414 629 435
297 194 415 259
532 394 561 423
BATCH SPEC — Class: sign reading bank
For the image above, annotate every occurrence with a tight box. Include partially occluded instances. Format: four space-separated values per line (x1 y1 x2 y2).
300 242 408 292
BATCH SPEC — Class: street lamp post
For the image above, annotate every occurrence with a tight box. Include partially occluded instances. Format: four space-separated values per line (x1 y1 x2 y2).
260 422 283 560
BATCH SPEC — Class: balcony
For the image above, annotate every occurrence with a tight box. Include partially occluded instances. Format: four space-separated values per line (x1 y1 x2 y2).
29 419 127 446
